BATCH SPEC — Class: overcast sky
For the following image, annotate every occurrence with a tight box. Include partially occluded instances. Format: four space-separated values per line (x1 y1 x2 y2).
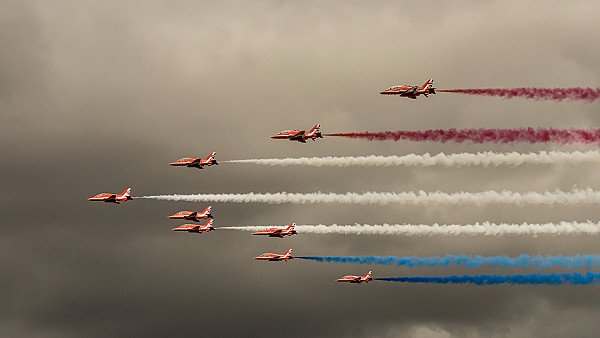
2 1 600 337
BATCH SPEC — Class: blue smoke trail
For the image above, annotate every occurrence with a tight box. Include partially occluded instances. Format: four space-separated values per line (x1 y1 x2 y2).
296 254 600 270
374 272 600 285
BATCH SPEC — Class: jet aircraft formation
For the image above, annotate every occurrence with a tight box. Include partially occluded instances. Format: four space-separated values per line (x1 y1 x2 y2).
90 78 574 285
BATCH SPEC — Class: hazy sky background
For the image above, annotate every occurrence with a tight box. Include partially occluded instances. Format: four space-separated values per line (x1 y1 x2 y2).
2 1 600 336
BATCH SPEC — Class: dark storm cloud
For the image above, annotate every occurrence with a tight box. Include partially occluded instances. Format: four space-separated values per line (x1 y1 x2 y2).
2 0 600 336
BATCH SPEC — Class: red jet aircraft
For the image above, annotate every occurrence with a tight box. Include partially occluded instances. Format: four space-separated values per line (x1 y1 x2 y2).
88 187 132 204
336 271 373 284
169 206 213 221
170 152 218 169
252 223 297 238
172 219 215 233
254 249 294 262
271 124 322 143
380 79 436 99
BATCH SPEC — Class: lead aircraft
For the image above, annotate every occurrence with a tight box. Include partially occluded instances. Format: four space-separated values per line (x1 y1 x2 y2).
380 79 435 99
271 124 322 143
336 271 372 284
88 187 132 204
170 152 218 169
252 223 297 238
254 249 294 262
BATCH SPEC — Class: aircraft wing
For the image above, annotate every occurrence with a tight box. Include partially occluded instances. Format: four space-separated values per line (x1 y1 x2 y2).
402 87 418 99
192 159 205 169
269 229 284 236
288 131 306 140
393 86 416 94
400 87 418 95
104 194 118 202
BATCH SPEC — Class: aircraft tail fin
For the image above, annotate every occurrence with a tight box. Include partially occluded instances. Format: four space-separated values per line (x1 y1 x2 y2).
121 187 132 199
306 124 322 138
419 79 434 90
207 152 218 165
206 206 214 218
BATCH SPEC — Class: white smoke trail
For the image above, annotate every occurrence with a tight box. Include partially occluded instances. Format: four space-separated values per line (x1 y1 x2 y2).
224 150 600 167
220 221 600 236
140 189 600 206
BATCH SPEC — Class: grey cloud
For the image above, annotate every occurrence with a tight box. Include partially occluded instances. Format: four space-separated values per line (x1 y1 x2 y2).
1 0 600 336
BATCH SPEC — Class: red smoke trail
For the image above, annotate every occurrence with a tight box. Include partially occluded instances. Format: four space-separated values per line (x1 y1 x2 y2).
324 128 600 144
438 88 600 102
